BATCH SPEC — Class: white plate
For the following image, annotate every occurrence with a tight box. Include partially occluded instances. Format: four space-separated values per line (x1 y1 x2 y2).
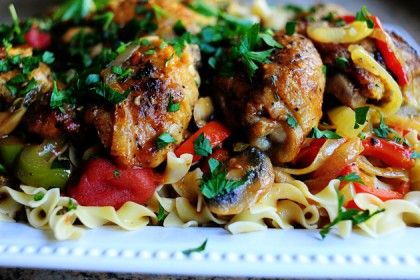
0 3 419 278
0 222 419 278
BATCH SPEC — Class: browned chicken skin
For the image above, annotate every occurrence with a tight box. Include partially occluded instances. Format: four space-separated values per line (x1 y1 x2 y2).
85 37 199 168
213 33 325 164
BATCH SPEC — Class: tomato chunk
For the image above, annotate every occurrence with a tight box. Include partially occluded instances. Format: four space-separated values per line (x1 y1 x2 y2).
24 26 51 49
68 158 162 209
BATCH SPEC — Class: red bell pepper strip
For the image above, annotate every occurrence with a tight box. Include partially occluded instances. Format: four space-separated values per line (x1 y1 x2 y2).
338 164 408 206
294 139 326 167
175 121 230 163
339 14 408 87
67 158 162 209
24 26 51 50
362 138 415 169
371 16 409 86
341 15 356 24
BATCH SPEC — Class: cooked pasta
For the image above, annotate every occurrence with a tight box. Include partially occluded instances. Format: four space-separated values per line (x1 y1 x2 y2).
0 0 419 240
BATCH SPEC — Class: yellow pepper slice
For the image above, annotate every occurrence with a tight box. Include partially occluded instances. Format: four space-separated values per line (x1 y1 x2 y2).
348 44 402 116
307 21 373 44
328 106 367 138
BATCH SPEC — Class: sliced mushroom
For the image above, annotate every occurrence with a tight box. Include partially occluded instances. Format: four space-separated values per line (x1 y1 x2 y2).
206 147 274 215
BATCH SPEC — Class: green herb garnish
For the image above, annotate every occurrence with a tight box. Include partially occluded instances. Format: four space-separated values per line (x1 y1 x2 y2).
285 21 297 35
33 192 45 201
182 239 208 255
309 127 342 139
354 106 369 129
193 133 212 157
200 158 244 199
320 192 384 238
411 151 420 159
157 204 167 222
167 95 180 112
156 132 176 149
337 172 365 184
335 56 349 68
286 114 298 129
355 5 374 29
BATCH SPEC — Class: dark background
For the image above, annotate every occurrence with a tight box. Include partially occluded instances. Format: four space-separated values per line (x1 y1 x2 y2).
0 0 419 279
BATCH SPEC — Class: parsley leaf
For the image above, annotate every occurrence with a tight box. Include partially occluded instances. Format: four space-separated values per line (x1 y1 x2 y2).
286 114 298 129
41 51 55 64
308 127 342 139
354 106 369 129
33 191 45 201
335 56 349 68
411 151 420 159
320 192 384 238
50 81 72 111
285 21 297 35
337 172 365 184
182 239 208 255
167 95 180 112
200 158 244 199
67 198 78 211
156 132 176 149
373 114 392 138
157 204 167 222
54 0 108 22
92 82 129 104
193 133 213 157
355 6 374 29
113 169 120 178
187 0 219 17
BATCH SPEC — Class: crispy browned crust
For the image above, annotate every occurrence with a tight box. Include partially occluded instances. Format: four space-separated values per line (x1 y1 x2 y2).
89 38 199 168
213 34 325 164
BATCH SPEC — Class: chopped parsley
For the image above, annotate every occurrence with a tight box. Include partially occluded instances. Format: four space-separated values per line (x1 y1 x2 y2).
193 133 212 157
373 114 393 138
322 65 327 75
411 151 420 159
286 114 298 129
156 132 176 149
111 66 133 81
50 81 72 112
355 6 374 29
53 0 108 22
67 198 78 211
41 51 55 64
33 191 45 201
335 56 349 68
308 127 342 139
285 21 297 35
200 158 244 199
167 95 180 112
354 106 369 129
320 191 384 238
92 82 129 104
113 169 120 178
337 172 365 184
157 204 167 222
182 239 208 255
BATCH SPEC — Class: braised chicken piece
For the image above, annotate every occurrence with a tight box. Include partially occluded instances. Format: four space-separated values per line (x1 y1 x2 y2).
85 37 199 167
213 33 325 164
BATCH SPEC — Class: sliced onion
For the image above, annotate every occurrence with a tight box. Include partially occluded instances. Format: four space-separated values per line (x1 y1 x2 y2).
305 138 364 193
356 156 409 179
280 138 346 175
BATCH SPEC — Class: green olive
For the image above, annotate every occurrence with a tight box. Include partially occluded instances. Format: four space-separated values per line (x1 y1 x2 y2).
0 136 25 169
15 142 70 189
